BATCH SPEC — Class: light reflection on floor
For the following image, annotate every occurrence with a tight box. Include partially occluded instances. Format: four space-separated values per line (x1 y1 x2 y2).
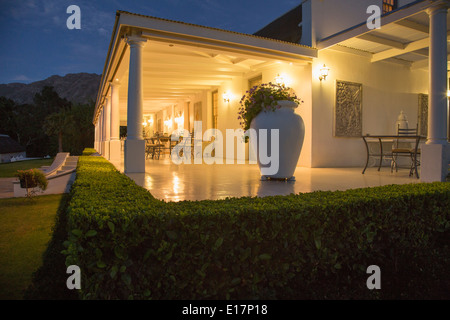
112 157 419 202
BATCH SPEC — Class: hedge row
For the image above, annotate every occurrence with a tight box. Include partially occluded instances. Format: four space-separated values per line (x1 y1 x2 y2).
64 154 450 299
81 148 97 156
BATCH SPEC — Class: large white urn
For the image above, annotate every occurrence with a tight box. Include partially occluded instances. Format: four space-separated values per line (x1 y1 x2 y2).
249 100 305 180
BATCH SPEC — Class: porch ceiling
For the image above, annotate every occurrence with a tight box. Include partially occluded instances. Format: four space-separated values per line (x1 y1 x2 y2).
323 10 450 70
115 39 277 116
95 11 316 123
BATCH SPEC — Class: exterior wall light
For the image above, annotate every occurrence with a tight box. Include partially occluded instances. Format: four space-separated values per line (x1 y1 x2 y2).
164 117 172 128
274 74 285 86
223 92 231 103
175 112 184 126
319 64 330 81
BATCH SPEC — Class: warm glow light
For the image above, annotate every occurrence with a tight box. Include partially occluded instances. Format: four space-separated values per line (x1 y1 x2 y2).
175 112 184 126
142 121 147 127
274 73 292 87
319 64 330 81
447 90 450 97
222 92 232 103
274 74 285 86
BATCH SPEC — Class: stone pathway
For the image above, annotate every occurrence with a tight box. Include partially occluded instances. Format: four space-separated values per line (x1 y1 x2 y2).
0 178 16 199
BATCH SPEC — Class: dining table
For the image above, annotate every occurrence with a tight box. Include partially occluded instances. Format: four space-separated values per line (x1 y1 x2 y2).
361 134 426 178
145 135 178 159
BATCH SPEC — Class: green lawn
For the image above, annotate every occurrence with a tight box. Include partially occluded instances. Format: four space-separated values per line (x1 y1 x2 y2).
0 194 63 299
0 159 54 178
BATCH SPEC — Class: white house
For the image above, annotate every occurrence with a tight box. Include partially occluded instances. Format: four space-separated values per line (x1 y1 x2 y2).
93 0 449 182
0 134 26 163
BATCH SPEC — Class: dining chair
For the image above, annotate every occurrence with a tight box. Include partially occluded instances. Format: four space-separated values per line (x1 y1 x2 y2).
391 124 420 176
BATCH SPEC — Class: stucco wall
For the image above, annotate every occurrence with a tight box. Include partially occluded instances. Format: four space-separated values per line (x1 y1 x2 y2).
311 48 428 167
211 63 313 166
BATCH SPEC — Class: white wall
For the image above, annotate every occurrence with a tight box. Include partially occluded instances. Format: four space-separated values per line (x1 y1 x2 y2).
210 63 313 166
311 48 428 167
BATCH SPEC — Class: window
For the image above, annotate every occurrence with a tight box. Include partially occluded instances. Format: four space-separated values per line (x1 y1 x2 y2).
383 0 397 14
212 90 218 130
248 75 262 90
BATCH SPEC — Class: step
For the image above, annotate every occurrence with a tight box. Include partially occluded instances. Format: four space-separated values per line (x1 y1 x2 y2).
61 166 75 171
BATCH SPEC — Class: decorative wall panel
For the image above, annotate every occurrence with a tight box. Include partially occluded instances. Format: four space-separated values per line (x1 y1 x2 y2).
418 93 428 137
335 80 363 137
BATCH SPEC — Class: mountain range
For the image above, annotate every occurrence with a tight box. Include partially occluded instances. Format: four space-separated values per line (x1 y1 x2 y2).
0 73 102 105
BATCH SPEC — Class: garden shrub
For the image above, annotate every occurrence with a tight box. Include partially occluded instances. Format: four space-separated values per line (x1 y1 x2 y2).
16 168 48 198
63 153 450 299
82 148 97 156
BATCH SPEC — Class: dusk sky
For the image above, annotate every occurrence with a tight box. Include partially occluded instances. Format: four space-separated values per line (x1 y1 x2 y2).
0 0 301 84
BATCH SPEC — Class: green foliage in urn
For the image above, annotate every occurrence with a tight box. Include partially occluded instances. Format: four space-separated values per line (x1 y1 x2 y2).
238 83 302 132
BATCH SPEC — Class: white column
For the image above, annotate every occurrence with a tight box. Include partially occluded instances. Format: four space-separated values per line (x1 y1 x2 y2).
98 108 103 155
171 104 175 130
93 120 97 151
124 34 147 173
422 2 450 182
103 97 111 159
94 120 99 152
102 105 107 156
109 81 121 162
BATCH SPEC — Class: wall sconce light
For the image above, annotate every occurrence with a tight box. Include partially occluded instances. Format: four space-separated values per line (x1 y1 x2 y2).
447 90 450 97
222 91 233 103
175 112 184 126
142 121 147 127
164 117 172 128
148 117 154 125
223 92 232 103
319 64 330 81
274 74 285 86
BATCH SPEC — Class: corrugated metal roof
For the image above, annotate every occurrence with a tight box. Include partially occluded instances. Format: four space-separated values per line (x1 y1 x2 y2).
117 10 312 49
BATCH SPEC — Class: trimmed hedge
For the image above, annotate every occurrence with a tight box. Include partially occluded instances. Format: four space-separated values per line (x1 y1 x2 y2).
64 154 450 299
82 148 97 156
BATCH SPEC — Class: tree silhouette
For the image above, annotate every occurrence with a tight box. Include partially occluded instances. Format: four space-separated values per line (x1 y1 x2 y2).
43 110 73 153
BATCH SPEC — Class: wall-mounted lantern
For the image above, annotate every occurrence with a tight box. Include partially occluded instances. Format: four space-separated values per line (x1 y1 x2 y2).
223 92 232 103
319 64 330 81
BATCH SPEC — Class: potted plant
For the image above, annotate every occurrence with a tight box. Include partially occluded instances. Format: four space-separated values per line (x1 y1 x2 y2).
238 82 305 180
16 169 48 198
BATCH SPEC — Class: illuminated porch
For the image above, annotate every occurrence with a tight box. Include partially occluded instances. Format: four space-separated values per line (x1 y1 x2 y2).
109 155 419 202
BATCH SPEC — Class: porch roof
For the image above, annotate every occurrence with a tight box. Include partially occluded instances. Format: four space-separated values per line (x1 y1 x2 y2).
317 0 450 70
94 10 317 124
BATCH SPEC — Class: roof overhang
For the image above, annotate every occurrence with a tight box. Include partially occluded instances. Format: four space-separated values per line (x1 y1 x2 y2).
93 11 317 124
317 0 450 69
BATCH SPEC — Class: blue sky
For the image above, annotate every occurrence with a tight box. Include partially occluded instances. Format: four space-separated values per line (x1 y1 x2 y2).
0 0 301 84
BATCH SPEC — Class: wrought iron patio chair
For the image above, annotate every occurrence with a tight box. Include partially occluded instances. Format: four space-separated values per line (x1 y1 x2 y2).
391 124 421 177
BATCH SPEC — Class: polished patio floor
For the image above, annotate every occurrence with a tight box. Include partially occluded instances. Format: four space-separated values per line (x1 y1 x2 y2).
109 156 420 202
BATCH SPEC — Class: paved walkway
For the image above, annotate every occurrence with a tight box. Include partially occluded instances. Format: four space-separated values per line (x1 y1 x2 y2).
0 178 16 199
